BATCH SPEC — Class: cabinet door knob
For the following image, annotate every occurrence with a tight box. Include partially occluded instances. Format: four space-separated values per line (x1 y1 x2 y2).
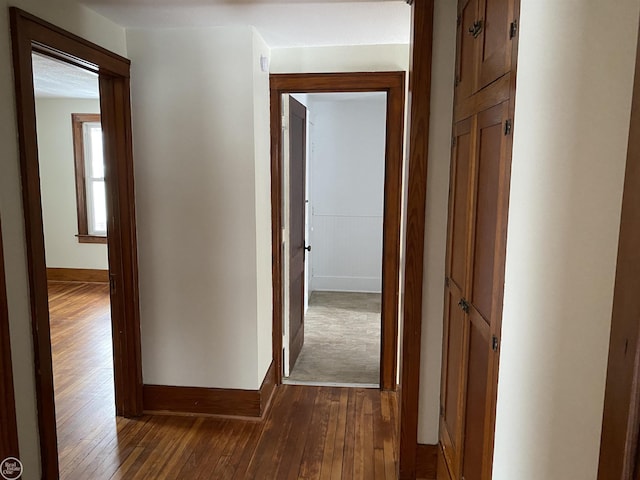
458 298 470 313
468 20 483 38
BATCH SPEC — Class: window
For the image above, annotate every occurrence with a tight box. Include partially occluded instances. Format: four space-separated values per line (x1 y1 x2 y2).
72 113 107 244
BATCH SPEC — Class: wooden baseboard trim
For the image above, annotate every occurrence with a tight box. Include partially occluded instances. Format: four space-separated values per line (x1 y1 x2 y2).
47 268 108 283
144 361 276 418
259 361 276 416
416 443 438 480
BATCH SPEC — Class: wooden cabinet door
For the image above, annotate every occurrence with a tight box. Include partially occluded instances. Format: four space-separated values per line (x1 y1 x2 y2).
441 117 473 478
455 0 479 102
462 101 511 480
477 0 515 90
461 308 492 480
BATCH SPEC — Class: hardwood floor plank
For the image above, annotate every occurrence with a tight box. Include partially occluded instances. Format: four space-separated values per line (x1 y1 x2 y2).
341 388 358 479
319 391 340 479
49 282 400 479
330 389 349 480
297 387 334 479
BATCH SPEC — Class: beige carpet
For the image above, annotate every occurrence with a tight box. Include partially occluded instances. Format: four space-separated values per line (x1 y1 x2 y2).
286 291 381 385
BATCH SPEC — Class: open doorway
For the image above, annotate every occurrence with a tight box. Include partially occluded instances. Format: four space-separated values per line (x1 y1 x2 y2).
270 72 406 391
31 51 117 475
282 92 388 387
10 9 142 477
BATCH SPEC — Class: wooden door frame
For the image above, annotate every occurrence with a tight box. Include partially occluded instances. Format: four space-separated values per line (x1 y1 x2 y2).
9 8 143 478
598 13 640 479
0 217 20 465
398 0 435 478
270 72 406 391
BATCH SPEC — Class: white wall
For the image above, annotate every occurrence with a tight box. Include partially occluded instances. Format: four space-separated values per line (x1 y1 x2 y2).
493 1 640 479
307 95 386 293
126 26 271 391
417 0 456 445
0 1 126 477
35 98 108 270
270 44 409 74
252 31 273 385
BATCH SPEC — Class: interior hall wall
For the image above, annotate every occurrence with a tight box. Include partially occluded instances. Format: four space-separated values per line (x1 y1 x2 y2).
126 26 271 391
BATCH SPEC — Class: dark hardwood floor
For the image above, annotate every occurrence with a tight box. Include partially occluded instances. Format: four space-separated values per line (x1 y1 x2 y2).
48 281 399 479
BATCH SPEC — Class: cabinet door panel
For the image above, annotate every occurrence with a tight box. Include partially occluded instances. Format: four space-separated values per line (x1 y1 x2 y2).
470 103 508 323
456 0 479 101
461 309 492 480
440 283 468 479
448 118 473 292
478 0 513 90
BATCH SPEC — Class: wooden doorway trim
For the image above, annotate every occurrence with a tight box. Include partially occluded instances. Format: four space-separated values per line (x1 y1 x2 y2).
0 217 20 464
598 14 640 479
270 72 406 391
399 0 435 478
9 8 143 478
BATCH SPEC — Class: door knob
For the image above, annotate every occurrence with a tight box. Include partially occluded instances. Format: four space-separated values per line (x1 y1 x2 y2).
468 20 483 38
304 245 311 252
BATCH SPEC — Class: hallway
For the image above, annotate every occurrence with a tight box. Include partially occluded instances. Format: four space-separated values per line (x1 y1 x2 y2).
49 281 399 479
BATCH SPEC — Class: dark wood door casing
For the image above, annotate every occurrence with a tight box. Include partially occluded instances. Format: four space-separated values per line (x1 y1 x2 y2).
288 96 307 372
9 8 143 479
398 1 435 477
598 13 640 480
0 217 20 465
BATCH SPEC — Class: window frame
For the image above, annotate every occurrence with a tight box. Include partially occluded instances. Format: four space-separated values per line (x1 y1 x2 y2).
71 113 107 244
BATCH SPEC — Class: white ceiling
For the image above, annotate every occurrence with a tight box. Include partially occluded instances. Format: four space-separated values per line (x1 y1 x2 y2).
32 52 99 99
78 0 411 48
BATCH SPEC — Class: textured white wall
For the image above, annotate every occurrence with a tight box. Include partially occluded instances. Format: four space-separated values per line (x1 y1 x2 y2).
494 1 640 479
35 98 108 270
308 95 386 293
417 0 456 445
0 1 126 477
127 26 271 390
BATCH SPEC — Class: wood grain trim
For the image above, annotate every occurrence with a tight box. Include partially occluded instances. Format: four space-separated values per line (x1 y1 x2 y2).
270 72 406 392
10 9 143 478
259 361 277 416
143 385 262 417
47 268 109 283
270 85 284 387
269 72 404 92
100 73 144 418
416 444 438 480
453 73 511 123
144 362 277 418
0 218 20 463
398 1 434 478
598 12 640 479
11 8 129 76
437 442 453 480
381 74 406 392
76 234 107 244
